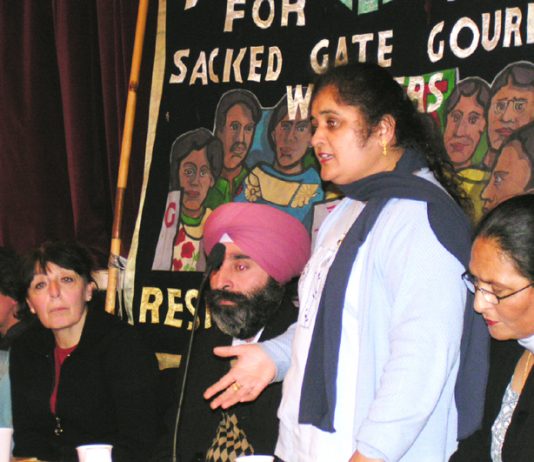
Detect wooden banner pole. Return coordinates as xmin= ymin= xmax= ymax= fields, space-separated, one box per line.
xmin=105 ymin=0 xmax=150 ymax=314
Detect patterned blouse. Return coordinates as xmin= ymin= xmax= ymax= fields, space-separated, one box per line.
xmin=491 ymin=379 xmax=520 ymax=462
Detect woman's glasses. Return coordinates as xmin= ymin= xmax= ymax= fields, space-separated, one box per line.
xmin=462 ymin=271 xmax=534 ymax=305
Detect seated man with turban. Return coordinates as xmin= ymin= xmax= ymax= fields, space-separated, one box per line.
xmin=152 ymin=202 xmax=311 ymax=462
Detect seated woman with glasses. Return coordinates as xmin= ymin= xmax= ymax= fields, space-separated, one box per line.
xmin=451 ymin=193 xmax=534 ymax=462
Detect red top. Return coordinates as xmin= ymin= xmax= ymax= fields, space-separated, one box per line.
xmin=50 ymin=344 xmax=78 ymax=414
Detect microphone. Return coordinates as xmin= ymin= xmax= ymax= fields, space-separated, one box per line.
xmin=172 ymin=243 xmax=226 ymax=462
xmin=199 ymin=242 xmax=226 ymax=293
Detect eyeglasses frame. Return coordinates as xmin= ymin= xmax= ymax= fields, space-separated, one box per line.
xmin=462 ymin=271 xmax=534 ymax=305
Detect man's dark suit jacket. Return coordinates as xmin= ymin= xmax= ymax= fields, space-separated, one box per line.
xmin=153 ymin=295 xmax=297 ymax=462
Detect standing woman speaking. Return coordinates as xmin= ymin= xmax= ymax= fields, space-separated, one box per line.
xmin=205 ymin=62 xmax=488 ymax=462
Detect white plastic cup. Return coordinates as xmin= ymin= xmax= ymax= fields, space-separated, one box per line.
xmin=235 ymin=456 xmax=274 ymax=462
xmin=0 ymin=428 xmax=13 ymax=462
xmin=76 ymin=444 xmax=113 ymax=462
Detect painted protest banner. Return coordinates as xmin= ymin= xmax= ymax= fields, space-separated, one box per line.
xmin=126 ymin=0 xmax=534 ymax=368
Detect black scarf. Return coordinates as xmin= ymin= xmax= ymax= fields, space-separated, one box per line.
xmin=298 ymin=148 xmax=489 ymax=439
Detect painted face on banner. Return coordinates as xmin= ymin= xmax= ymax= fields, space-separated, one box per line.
xmin=218 ymin=103 xmax=256 ymax=172
xmin=488 ymin=80 xmax=534 ymax=151
xmin=481 ymin=140 xmax=533 ymax=213
xmin=444 ymin=94 xmax=486 ymax=168
xmin=272 ymin=109 xmax=312 ymax=175
xmin=178 ymin=147 xmax=214 ymax=217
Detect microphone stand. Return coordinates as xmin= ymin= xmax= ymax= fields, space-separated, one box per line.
xmin=172 ymin=243 xmax=225 ymax=462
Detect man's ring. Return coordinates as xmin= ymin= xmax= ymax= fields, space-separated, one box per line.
xmin=232 ymin=382 xmax=241 ymax=392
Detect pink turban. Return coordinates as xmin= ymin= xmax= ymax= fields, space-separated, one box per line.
xmin=203 ymin=203 xmax=311 ymax=284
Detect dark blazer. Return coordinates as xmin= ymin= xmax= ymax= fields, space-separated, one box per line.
xmin=10 ymin=307 xmax=160 ymax=462
xmin=450 ymin=339 xmax=534 ymax=461
xmin=153 ymin=295 xmax=297 ymax=462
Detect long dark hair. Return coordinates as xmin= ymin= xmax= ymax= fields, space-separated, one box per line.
xmin=168 ymin=128 xmax=223 ymax=191
xmin=311 ymin=62 xmax=470 ymax=211
xmin=474 ymin=194 xmax=534 ymax=280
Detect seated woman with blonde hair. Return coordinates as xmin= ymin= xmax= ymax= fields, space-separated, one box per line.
xmin=451 ymin=194 xmax=534 ymax=461
xmin=10 ymin=241 xmax=159 ymax=462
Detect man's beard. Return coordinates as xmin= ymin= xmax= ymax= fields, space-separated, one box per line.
xmin=205 ymin=278 xmax=285 ymax=339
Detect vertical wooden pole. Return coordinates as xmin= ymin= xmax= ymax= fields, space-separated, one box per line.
xmin=105 ymin=0 xmax=150 ymax=314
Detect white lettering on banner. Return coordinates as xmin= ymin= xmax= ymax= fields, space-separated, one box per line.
xmin=189 ymin=52 xmax=209 ymax=85
xmin=428 ymin=4 xmax=534 ymax=63
xmin=224 ymin=0 xmax=306 ymax=32
xmin=394 ymin=73 xmax=446 ymax=114
xmin=225 ymin=0 xmax=246 ymax=32
xmin=223 ymin=48 xmax=247 ymax=83
xmin=352 ymin=33 xmax=374 ymax=62
xmin=450 ymin=17 xmax=480 ymax=59
xmin=427 ymin=73 xmax=445 ymax=113
xmin=428 ymin=21 xmax=445 ymax=62
xmin=286 ymin=85 xmax=313 ymax=120
xmin=208 ymin=49 xmax=220 ymax=83
xmin=335 ymin=37 xmax=349 ymax=67
xmin=310 ymin=30 xmax=394 ymax=74
xmin=249 ymin=46 xmax=265 ymax=81
xmin=252 ymin=0 xmax=275 ymax=29
xmin=169 ymin=50 xmax=190 ymax=84
xmin=378 ymin=29 xmax=394 ymax=66
xmin=169 ymin=46 xmax=282 ymax=85
xmin=310 ymin=39 xmax=329 ymax=73
xmin=406 ymin=76 xmax=426 ymax=112
xmin=503 ymin=7 xmax=523 ymax=47
xmin=481 ymin=10 xmax=501 ymax=51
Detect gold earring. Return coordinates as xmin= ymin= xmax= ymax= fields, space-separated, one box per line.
xmin=382 ymin=138 xmax=388 ymax=157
